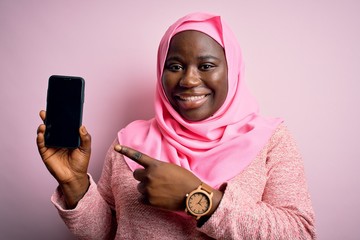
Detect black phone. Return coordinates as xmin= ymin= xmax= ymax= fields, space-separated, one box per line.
xmin=44 ymin=75 xmax=85 ymax=148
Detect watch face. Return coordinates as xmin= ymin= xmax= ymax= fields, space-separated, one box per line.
xmin=188 ymin=192 xmax=210 ymax=215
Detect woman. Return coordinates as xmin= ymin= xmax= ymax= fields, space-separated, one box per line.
xmin=36 ymin=12 xmax=316 ymax=239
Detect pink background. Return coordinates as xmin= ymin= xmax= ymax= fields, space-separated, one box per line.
xmin=1 ymin=1 xmax=359 ymax=239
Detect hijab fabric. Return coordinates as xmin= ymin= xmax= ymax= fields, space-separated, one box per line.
xmin=118 ymin=12 xmax=283 ymax=188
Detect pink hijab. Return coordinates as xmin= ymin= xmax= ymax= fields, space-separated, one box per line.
xmin=118 ymin=12 xmax=283 ymax=188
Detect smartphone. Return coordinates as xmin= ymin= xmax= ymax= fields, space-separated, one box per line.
xmin=44 ymin=75 xmax=85 ymax=148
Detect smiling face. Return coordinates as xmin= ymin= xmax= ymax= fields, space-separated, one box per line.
xmin=162 ymin=30 xmax=228 ymax=122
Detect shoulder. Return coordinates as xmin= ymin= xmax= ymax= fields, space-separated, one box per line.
xmin=264 ymin=122 xmax=304 ymax=168
xmin=263 ymin=122 xmax=303 ymax=165
xmin=271 ymin=122 xmax=292 ymax=138
xmin=268 ymin=122 xmax=298 ymax=148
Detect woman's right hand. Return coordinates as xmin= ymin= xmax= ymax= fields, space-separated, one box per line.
xmin=36 ymin=110 xmax=92 ymax=208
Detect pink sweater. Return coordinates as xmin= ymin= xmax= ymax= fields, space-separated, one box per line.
xmin=52 ymin=124 xmax=316 ymax=239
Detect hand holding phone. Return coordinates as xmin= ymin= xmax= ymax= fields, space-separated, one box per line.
xmin=36 ymin=75 xmax=90 ymax=208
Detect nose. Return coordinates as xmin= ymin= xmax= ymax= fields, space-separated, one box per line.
xmin=179 ymin=67 xmax=201 ymax=88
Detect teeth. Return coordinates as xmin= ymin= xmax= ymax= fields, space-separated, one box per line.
xmin=179 ymin=95 xmax=206 ymax=101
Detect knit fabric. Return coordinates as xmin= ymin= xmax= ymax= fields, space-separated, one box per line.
xmin=51 ymin=123 xmax=316 ymax=239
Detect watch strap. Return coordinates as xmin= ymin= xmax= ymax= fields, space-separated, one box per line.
xmin=200 ymin=182 xmax=213 ymax=197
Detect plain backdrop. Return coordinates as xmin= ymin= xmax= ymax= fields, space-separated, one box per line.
xmin=1 ymin=1 xmax=359 ymax=239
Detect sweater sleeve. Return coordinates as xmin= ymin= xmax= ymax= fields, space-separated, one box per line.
xmin=51 ymin=142 xmax=118 ymax=240
xmin=199 ymin=124 xmax=316 ymax=239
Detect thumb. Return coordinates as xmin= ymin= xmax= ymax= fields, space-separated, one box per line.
xmin=79 ymin=126 xmax=91 ymax=153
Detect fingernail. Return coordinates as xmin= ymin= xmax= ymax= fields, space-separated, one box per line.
xmin=114 ymin=145 xmax=122 ymax=152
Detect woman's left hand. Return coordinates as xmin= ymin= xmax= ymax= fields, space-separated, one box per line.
xmin=114 ymin=144 xmax=201 ymax=211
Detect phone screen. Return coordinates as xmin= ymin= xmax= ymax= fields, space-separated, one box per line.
xmin=45 ymin=75 xmax=85 ymax=148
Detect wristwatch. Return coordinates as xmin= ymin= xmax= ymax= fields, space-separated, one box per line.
xmin=185 ymin=182 xmax=213 ymax=220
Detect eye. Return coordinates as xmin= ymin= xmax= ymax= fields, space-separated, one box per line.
xmin=166 ymin=63 xmax=184 ymax=72
xmin=199 ymin=63 xmax=215 ymax=71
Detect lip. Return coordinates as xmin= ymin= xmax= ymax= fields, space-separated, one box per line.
xmin=174 ymin=93 xmax=210 ymax=110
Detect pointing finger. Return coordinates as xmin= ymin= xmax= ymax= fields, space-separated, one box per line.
xmin=114 ymin=145 xmax=152 ymax=168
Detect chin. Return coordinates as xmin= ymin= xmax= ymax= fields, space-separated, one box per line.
xmin=180 ymin=111 xmax=210 ymax=122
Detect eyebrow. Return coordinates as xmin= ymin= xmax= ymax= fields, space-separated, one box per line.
xmin=165 ymin=56 xmax=182 ymax=62
xmin=197 ymin=55 xmax=221 ymax=61
xmin=165 ymin=55 xmax=221 ymax=62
